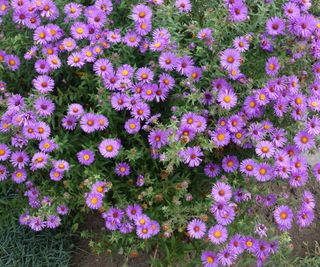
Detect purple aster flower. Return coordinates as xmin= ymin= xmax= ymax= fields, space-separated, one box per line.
xmin=53 ymin=160 xmax=69 ymax=172
xmin=220 ymin=49 xmax=241 ymax=71
xmin=19 ymin=213 xmax=31 ymax=226
xmin=255 ymin=141 xmax=275 ymax=159
xmin=159 ymin=52 xmax=177 ymax=71
xmin=294 ymin=130 xmax=315 ymax=151
xmin=32 ymin=75 xmax=55 ymax=94
xmin=131 ymin=102 xmax=151 ymax=121
xmin=217 ymin=246 xmax=237 ymax=266
xmin=131 ymin=4 xmax=152 ymax=22
xmin=115 ymin=162 xmax=130 ymax=177
xmin=57 ymin=204 xmax=69 ymax=215
xmin=201 ymin=251 xmax=218 ymax=267
xmin=210 ymin=128 xmax=231 ymax=147
xmin=0 ymin=165 xmax=8 ymax=181
xmin=266 ymin=57 xmax=280 ymax=77
xmin=211 ymin=182 xmax=232 ymax=202
xmin=218 ymin=89 xmax=238 ymax=110
xmin=99 ymin=138 xmax=121 ymax=158
xmin=208 ymin=225 xmax=228 ymax=245
xmin=67 ymin=52 xmax=85 ymax=68
xmin=273 ymin=205 xmax=293 ymax=231
xmin=111 ymin=92 xmax=129 ymax=111
xmin=30 ymin=152 xmax=48 ymax=171
xmin=240 ymin=159 xmax=256 ymax=176
xmin=124 ymin=118 xmax=141 ymax=134
xmin=296 ymin=207 xmax=314 ymax=228
xmin=29 ymin=217 xmax=46 ymax=231
xmin=70 ymin=22 xmax=88 ymax=40
xmin=136 ymin=224 xmax=153 ymax=239
xmin=136 ymin=174 xmax=145 ymax=186
xmin=221 ymin=155 xmax=239 ymax=173
xmin=80 ymin=113 xmax=98 ymax=133
xmin=302 ymin=191 xmax=315 ymax=210
xmin=306 ymin=116 xmax=320 ymax=136
xmin=0 ymin=144 xmax=10 ymax=161
xmin=204 ymin=162 xmax=221 ymax=178
xmin=228 ymin=234 xmax=245 ymax=255
xmin=283 ymin=2 xmax=300 ymax=18
xmin=175 ymin=0 xmax=192 ymax=13
xmin=46 ymin=215 xmax=61 ymax=229
xmin=263 ymin=194 xmax=277 ymax=207
xmin=92 ymin=181 xmax=108 ymax=195
xmin=233 ymin=36 xmax=250 ymax=52
xmin=176 ymin=56 xmax=194 ymax=75
xmin=12 ymin=168 xmax=27 ymax=184
xmin=77 ymin=149 xmax=95 ymax=165
xmin=134 ymin=214 xmax=151 ymax=227
xmin=266 ymin=17 xmax=286 ymax=36
xmin=34 ymin=97 xmax=55 ymax=117
xmin=254 ymin=162 xmax=273 ymax=182
xmin=5 ymin=54 xmax=20 ymax=71
xmin=86 ymin=192 xmax=103 ymax=209
xmin=35 ymin=59 xmax=50 ymax=74
xmin=62 ymin=115 xmax=77 ymax=131
xmin=126 ymin=204 xmax=143 ymax=220
xmin=67 ymin=103 xmax=84 ymax=118
xmin=123 ymin=30 xmax=141 ymax=47
xmin=187 ymin=218 xmax=206 ymax=239
xmin=10 ymin=150 xmax=29 ymax=169
xmin=148 ymin=129 xmax=170 ymax=149
xmin=179 ymin=146 xmax=203 ymax=168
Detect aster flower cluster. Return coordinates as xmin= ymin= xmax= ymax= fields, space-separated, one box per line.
xmin=0 ymin=0 xmax=320 ymax=266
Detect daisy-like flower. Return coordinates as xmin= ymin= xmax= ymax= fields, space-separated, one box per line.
xmin=131 ymin=4 xmax=152 ymax=22
xmin=159 ymin=52 xmax=177 ymax=71
xmin=46 ymin=215 xmax=61 ymax=229
xmin=312 ymin=163 xmax=320 ymax=181
xmin=266 ymin=57 xmax=280 ymax=77
xmin=77 ymin=150 xmax=95 ymax=166
xmin=53 ymin=160 xmax=69 ymax=172
xmin=126 ymin=204 xmax=143 ymax=220
xmin=179 ymin=146 xmax=203 ymax=168
xmin=0 ymin=165 xmax=8 ymax=181
xmin=296 ymin=207 xmax=314 ymax=228
xmin=240 ymin=159 xmax=256 ymax=176
xmin=5 ymin=54 xmax=20 ymax=71
xmin=30 ymin=152 xmax=48 ymax=171
xmin=201 ymin=251 xmax=218 ymax=267
xmin=124 ymin=118 xmax=141 ymax=134
xmin=233 ymin=36 xmax=250 ymax=52
xmin=62 ymin=115 xmax=77 ymax=130
xmin=86 ymin=192 xmax=103 ymax=209
xmin=34 ymin=97 xmax=55 ymax=117
xmin=0 ymin=144 xmax=10 ymax=161
xmin=204 ymin=162 xmax=221 ymax=178
xmin=273 ymin=205 xmax=293 ymax=231
xmin=254 ymin=162 xmax=273 ymax=182
xmin=294 ymin=130 xmax=315 ymax=151
xmin=221 ymin=155 xmax=239 ymax=173
xmin=115 ymin=162 xmax=130 ymax=177
xmin=302 ymin=191 xmax=316 ymax=210
xmin=175 ymin=0 xmax=192 ymax=13
xmin=210 ymin=128 xmax=231 ymax=147
xmin=98 ymin=138 xmax=121 ymax=158
xmin=217 ymin=246 xmax=237 ymax=266
xmin=29 ymin=217 xmax=46 ymax=231
xmin=123 ymin=30 xmax=141 ymax=47
xmin=208 ymin=225 xmax=228 ymax=245
xmin=131 ymin=102 xmax=151 ymax=121
xmin=148 ymin=129 xmax=170 ymax=149
xmin=80 ymin=113 xmax=98 ymax=133
xmin=211 ymin=182 xmax=232 ymax=202
xmin=12 ymin=168 xmax=27 ymax=184
xmin=57 ymin=204 xmax=69 ymax=215
xmin=229 ymin=3 xmax=248 ymax=22
xmin=218 ymin=89 xmax=238 ymax=110
xmin=67 ymin=52 xmax=85 ymax=68
xmin=255 ymin=141 xmax=275 ymax=159
xmin=187 ymin=218 xmax=206 ymax=239
xmin=266 ymin=17 xmax=285 ymax=36
xmin=136 ymin=224 xmax=153 ymax=239
xmin=33 ymin=75 xmax=55 ymax=93
xmin=70 ymin=22 xmax=88 ymax=40
xmin=10 ymin=151 xmax=29 ymax=169
xmin=220 ymin=49 xmax=241 ymax=71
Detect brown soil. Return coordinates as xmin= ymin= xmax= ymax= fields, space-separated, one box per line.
xmin=70 ymin=212 xmax=150 ymax=267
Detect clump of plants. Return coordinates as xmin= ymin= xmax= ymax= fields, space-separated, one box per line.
xmin=0 ymin=0 xmax=319 ymax=266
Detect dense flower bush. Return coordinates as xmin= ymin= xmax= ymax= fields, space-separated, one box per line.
xmin=0 ymin=0 xmax=320 ymax=265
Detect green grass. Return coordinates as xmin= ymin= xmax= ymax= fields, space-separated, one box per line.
xmin=0 ymin=222 xmax=74 ymax=267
